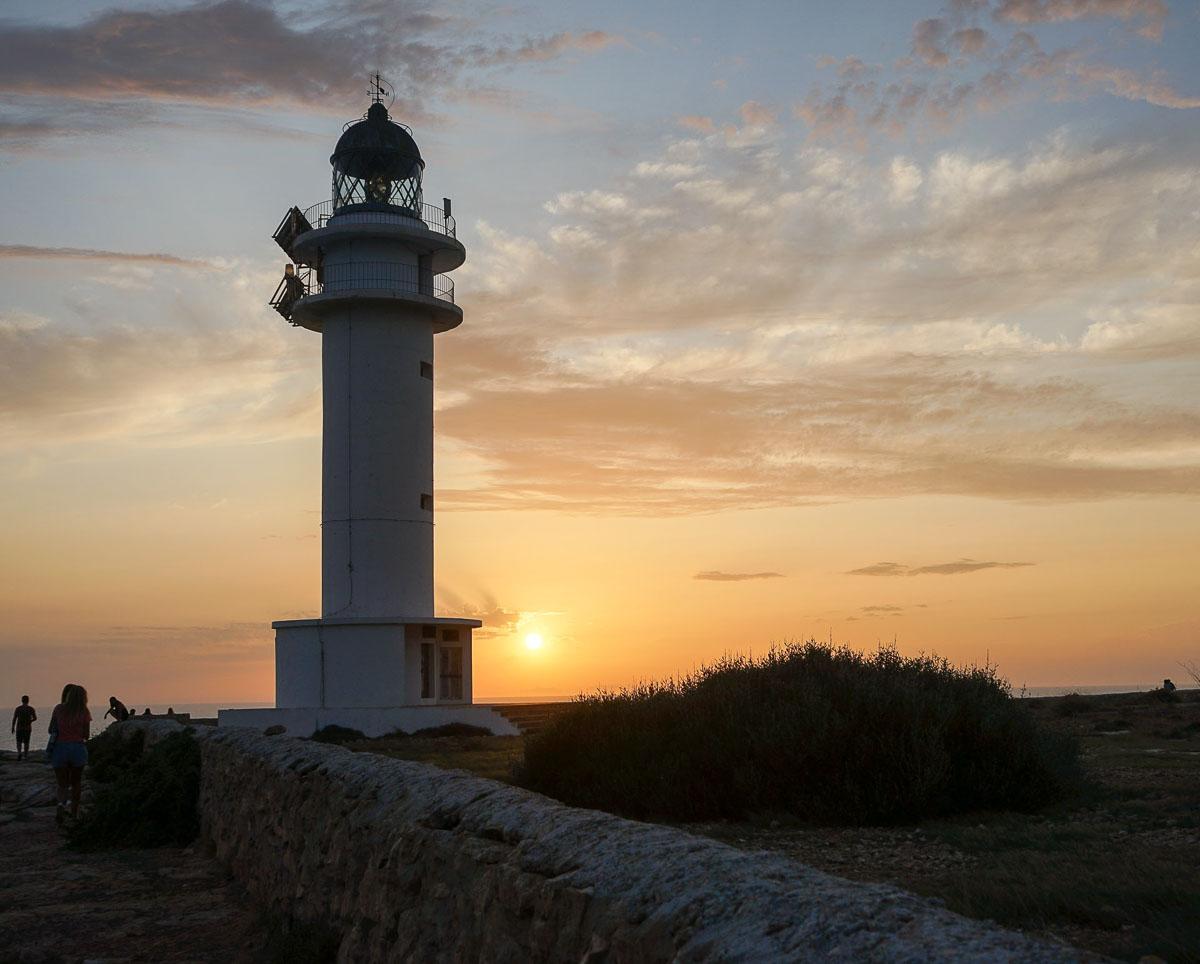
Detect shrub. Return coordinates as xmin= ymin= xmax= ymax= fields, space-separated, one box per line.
xmin=70 ymin=730 xmax=201 ymax=849
xmin=310 ymin=724 xmax=366 ymax=744
xmin=85 ymin=725 xmax=147 ymax=783
xmin=1054 ymin=692 xmax=1090 ymax=717
xmin=410 ymin=723 xmax=493 ymax=739
xmin=520 ymin=642 xmax=1079 ymax=824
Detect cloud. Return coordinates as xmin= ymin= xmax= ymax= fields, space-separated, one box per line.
xmin=911 ymin=559 xmax=1035 ymax=575
xmin=913 ymin=18 xmax=952 ymax=67
xmin=694 ymin=571 xmax=785 ymax=582
xmin=798 ymin=2 xmax=1193 ymax=144
xmin=0 ymin=306 xmax=318 ymax=451
xmin=1069 ymin=63 xmax=1200 ymax=109
xmin=846 ymin=563 xmax=909 ymax=577
xmin=678 ymin=115 xmax=717 ymax=133
xmin=847 ymin=560 xmax=1035 ymax=576
xmin=469 ymin=30 xmax=625 ymax=66
xmin=0 ymin=244 xmax=211 ymax=268
xmin=0 ymin=0 xmax=622 ymax=144
xmin=4 ymin=125 xmax=1195 ymax=512
xmin=434 ymin=587 xmax=550 ymax=640
xmin=992 ymin=0 xmax=1168 ymax=40
xmin=738 ymin=101 xmax=776 ymax=127
xmin=952 ymin=27 xmax=990 ymax=56
xmin=861 ymin=605 xmax=905 ymax=613
xmin=425 ymin=128 xmax=1200 ymax=513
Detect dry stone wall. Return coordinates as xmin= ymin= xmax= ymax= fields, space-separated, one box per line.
xmin=130 ymin=721 xmax=1098 ymax=962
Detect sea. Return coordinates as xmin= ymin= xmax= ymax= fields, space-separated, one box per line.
xmin=0 ymin=685 xmax=1163 ymax=754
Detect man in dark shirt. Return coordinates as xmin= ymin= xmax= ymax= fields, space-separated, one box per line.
xmin=11 ymin=696 xmax=36 ymax=761
xmin=104 ymin=696 xmax=130 ymax=723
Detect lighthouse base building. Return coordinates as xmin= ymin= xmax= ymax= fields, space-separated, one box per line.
xmin=219 ymin=89 xmax=517 ymax=738
xmin=224 ymin=614 xmax=520 ymax=738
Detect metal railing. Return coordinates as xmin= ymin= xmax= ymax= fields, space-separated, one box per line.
xmin=270 ymin=261 xmax=455 ymax=322
xmin=320 ymin=261 xmax=454 ymax=302
xmin=301 ymin=199 xmax=456 ymax=239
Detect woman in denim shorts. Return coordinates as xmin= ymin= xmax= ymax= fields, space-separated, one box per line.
xmin=49 ymin=684 xmax=91 ymax=823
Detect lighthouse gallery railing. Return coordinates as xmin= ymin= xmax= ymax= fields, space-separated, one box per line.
xmin=271 ymin=262 xmax=455 ymax=322
xmin=301 ymin=199 xmax=456 ymax=239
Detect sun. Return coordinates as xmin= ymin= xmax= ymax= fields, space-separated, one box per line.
xmin=524 ymin=632 xmax=544 ymax=650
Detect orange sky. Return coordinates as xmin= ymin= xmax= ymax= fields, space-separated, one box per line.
xmin=1 ymin=0 xmax=1198 ymax=705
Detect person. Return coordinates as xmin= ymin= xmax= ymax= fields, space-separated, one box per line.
xmin=104 ymin=696 xmax=130 ymax=723
xmin=49 ymin=684 xmax=91 ymax=824
xmin=141 ymin=708 xmax=151 ymax=716
xmin=1163 ymin=678 xmax=1177 ymax=692
xmin=11 ymin=695 xmax=36 ymax=761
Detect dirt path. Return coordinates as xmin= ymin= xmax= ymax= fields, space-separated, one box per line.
xmin=0 ymin=753 xmax=269 ymax=964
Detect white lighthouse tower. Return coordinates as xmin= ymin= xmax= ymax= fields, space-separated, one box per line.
xmin=221 ymin=80 xmax=515 ymax=737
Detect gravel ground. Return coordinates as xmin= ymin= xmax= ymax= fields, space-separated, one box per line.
xmin=0 ymin=752 xmax=269 ymax=964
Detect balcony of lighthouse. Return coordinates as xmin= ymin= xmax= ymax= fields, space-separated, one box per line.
xmin=271 ymin=199 xmax=463 ymax=272
xmin=271 ymin=259 xmax=459 ymax=332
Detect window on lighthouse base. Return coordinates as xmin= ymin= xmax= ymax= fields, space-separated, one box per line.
xmin=439 ymin=647 xmax=463 ymax=701
xmin=420 ymin=643 xmax=435 ymax=700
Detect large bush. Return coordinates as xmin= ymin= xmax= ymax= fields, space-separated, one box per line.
xmin=70 ymin=729 xmax=202 ymax=849
xmin=520 ymin=642 xmax=1078 ymax=823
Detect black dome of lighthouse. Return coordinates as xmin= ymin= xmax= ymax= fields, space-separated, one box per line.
xmin=331 ymin=102 xmax=424 ymax=181
xmin=330 ymin=102 xmax=425 ymax=211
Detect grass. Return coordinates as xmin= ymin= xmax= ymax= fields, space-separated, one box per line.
xmin=344 ymin=731 xmax=523 ymax=783
xmin=690 ymin=688 xmax=1200 ymax=962
xmin=518 ymin=641 xmax=1078 ymax=823
xmin=70 ymin=728 xmax=202 ymax=850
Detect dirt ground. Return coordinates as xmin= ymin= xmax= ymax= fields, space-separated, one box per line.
xmin=0 ymin=753 xmax=269 ymax=964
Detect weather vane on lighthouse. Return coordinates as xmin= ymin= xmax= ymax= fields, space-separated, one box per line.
xmin=225 ymin=76 xmax=509 ymax=737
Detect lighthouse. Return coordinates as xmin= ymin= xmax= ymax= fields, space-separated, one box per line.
xmin=220 ymin=80 xmax=515 ymax=737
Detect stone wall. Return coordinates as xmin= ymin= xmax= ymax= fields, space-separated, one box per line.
xmin=131 ymin=721 xmax=1097 ymax=962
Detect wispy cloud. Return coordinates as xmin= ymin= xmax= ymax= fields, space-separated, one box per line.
xmin=0 ymin=245 xmax=210 ymax=268
xmin=796 ymin=0 xmax=1193 ymax=144
xmin=990 ymin=0 xmax=1168 ymax=40
xmin=0 ymin=308 xmax=318 ymax=451
xmin=0 ymin=0 xmax=623 ymax=145
xmin=467 ymin=30 xmax=625 ymax=66
xmin=847 ymin=560 xmax=1035 ymax=576
xmin=694 ymin=571 xmax=785 ymax=581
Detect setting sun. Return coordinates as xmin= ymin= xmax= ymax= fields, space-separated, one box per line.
xmin=524 ymin=633 xmax=544 ymax=651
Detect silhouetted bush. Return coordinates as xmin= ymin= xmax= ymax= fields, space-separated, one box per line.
xmin=1054 ymin=692 xmax=1091 ymax=717
xmin=311 ymin=724 xmax=367 ymax=744
xmin=85 ymin=725 xmax=147 ymax=783
xmin=520 ymin=642 xmax=1079 ymax=824
xmin=70 ymin=730 xmax=201 ymax=849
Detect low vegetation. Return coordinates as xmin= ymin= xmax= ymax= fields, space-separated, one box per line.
xmin=345 ymin=728 xmax=521 ymax=783
xmin=70 ymin=728 xmax=201 ymax=850
xmin=520 ymin=641 xmax=1079 ymax=823
xmin=310 ymin=724 xmax=368 ymax=744
xmin=344 ymin=675 xmax=1197 ymax=961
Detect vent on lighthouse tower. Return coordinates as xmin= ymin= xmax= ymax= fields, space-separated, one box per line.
xmin=330 ymin=75 xmax=424 ymax=214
